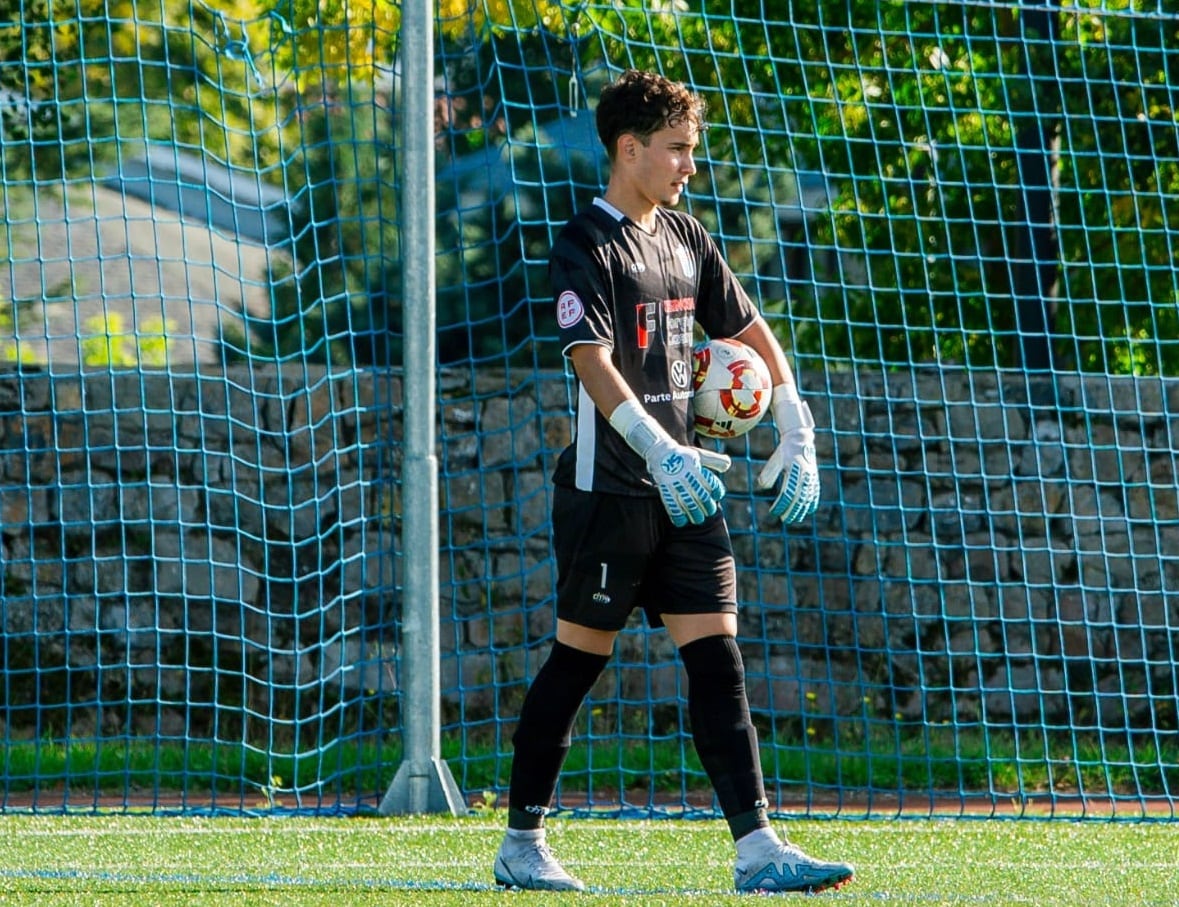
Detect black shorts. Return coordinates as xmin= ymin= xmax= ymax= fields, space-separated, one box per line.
xmin=551 ymin=484 xmax=738 ymax=631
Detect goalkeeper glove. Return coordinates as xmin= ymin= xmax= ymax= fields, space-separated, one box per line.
xmin=756 ymin=385 xmax=820 ymax=524
xmin=609 ymin=399 xmax=731 ymax=527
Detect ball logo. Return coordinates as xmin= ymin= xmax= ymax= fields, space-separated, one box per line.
xmin=690 ymin=338 xmax=773 ymax=440
xmin=556 ymin=290 xmax=585 ymax=328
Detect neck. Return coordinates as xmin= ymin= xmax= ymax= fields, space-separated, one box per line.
xmin=603 ymin=181 xmax=658 ymax=232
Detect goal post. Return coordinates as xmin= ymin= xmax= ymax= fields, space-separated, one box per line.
xmin=379 ymin=0 xmax=463 ymax=817
xmin=3 ymin=0 xmax=1178 ymax=822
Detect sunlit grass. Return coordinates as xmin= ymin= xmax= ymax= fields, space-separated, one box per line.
xmin=0 ymin=814 xmax=1177 ymax=906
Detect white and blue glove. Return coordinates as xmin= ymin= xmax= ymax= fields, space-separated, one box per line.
xmin=756 ymin=385 xmax=820 ymax=524
xmin=609 ymin=399 xmax=731 ymax=527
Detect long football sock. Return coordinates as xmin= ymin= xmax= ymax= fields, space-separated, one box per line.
xmin=679 ymin=634 xmax=770 ymax=841
xmin=507 ymin=641 xmax=609 ymax=830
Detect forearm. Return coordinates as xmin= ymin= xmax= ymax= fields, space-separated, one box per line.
xmin=732 ymin=316 xmax=800 ymax=401
xmin=567 ymin=343 xmax=634 ymax=418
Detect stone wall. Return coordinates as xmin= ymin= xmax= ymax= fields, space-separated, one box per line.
xmin=0 ymin=366 xmax=399 ymax=742
xmin=437 ymin=367 xmax=1179 ymax=736
xmin=2 ymin=366 xmax=1177 ymax=743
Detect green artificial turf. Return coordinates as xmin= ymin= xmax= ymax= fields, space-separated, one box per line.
xmin=1 ymin=814 xmax=1177 ymax=906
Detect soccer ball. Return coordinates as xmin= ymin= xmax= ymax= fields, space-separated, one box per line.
xmin=690 ymin=338 xmax=773 ymax=439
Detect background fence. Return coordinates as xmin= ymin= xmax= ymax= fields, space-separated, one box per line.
xmin=1 ymin=0 xmax=1178 ymax=819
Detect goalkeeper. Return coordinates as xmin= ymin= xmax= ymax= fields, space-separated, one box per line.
xmin=492 ymin=69 xmax=853 ymax=895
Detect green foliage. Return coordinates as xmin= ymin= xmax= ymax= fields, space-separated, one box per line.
xmin=0 ymin=303 xmax=40 ymax=369
xmin=570 ymin=0 xmax=1179 ymax=374
xmin=227 ymin=86 xmax=399 ymax=366
xmin=3 ymin=0 xmax=1178 ymax=372
xmin=0 ymin=0 xmax=111 ymax=180
xmin=0 ymin=302 xmax=172 ymax=371
xmin=432 ymin=28 xmax=610 ymax=366
xmin=78 ymin=312 xmax=173 ymax=370
xmin=6 ymin=725 xmax=1177 ymax=800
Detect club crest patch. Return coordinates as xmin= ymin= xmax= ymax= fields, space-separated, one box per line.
xmin=557 ymin=290 xmax=585 ymax=328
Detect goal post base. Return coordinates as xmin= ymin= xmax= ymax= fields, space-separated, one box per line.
xmin=379 ymin=757 xmax=466 ymax=816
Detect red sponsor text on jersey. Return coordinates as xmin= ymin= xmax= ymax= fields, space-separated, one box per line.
xmin=635 ymin=297 xmax=695 ymax=349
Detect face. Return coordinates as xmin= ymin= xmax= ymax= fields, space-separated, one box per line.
xmin=623 ymin=121 xmax=699 ymax=209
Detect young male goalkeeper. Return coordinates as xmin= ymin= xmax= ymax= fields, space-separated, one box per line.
xmin=492 ymin=69 xmax=854 ymax=895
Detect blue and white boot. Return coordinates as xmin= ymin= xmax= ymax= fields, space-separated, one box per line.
xmin=734 ymin=828 xmax=853 ymax=894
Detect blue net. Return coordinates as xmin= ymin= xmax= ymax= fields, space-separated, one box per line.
xmin=1 ymin=0 xmax=1177 ymax=819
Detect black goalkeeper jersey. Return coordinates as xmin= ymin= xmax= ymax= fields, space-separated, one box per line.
xmin=551 ymin=198 xmax=759 ymax=496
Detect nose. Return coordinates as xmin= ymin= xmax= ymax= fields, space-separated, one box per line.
xmin=682 ymin=156 xmax=696 ymax=176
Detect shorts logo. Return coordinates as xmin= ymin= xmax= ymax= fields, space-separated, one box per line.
xmin=557 ymin=290 xmax=585 ymax=328
xmin=592 ymin=591 xmax=612 ymax=605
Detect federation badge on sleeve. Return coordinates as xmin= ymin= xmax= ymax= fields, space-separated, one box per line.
xmin=557 ymin=290 xmax=585 ymax=328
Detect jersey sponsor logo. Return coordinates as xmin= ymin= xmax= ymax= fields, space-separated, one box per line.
xmin=636 ymin=302 xmax=658 ymax=349
xmin=557 ymin=290 xmax=585 ymax=328
xmin=635 ymin=297 xmax=696 ymax=349
xmin=670 ymin=359 xmax=691 ymax=389
xmin=643 ymin=390 xmax=692 ymax=403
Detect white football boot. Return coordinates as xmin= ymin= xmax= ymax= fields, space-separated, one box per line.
xmin=734 ymin=829 xmax=854 ymax=894
xmin=493 ymin=830 xmax=586 ymax=892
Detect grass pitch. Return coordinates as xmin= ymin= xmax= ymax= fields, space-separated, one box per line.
xmin=0 ymin=814 xmax=1176 ymax=906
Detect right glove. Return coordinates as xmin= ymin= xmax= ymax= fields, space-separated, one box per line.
xmin=609 ymin=399 xmax=731 ymax=528
xmin=756 ymin=386 xmax=820 ymax=524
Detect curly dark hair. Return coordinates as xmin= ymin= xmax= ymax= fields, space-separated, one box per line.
xmin=596 ymin=70 xmax=708 ymax=161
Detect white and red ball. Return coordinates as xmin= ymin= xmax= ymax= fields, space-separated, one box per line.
xmin=690 ymin=338 xmax=773 ymax=439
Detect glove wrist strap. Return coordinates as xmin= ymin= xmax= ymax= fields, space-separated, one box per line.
xmin=608 ymin=399 xmax=669 ymax=459
xmin=774 ymin=395 xmax=815 ymax=434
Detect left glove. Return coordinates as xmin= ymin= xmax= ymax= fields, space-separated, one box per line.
xmin=609 ymin=399 xmax=731 ymax=528
xmin=756 ymin=385 xmax=820 ymax=524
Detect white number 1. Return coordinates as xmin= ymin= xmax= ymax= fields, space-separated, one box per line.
xmin=599 ymin=562 xmax=608 ymax=588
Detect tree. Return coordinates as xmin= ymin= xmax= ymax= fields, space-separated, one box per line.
xmin=556 ymin=0 xmax=1179 ymax=375
xmin=229 ymin=85 xmax=400 ymax=366
xmin=0 ymin=0 xmax=110 ymax=180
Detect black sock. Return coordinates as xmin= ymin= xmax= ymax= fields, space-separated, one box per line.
xmin=679 ymin=634 xmax=770 ymax=841
xmin=507 ymin=641 xmax=610 ymax=830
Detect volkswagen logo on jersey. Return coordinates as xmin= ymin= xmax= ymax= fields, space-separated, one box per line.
xmin=671 ymin=359 xmax=691 ymax=389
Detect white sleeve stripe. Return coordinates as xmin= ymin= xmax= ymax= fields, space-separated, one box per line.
xmin=561 ymin=338 xmax=612 ymax=358
xmin=574 ymin=382 xmax=597 ymax=491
